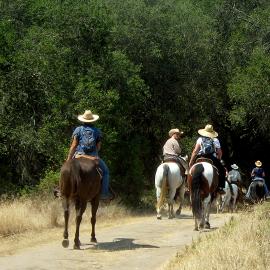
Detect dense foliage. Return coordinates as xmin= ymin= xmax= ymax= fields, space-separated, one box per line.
xmin=0 ymin=0 xmax=269 ymax=202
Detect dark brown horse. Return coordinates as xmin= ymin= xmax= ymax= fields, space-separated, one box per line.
xmin=188 ymin=160 xmax=219 ymax=231
xmin=60 ymin=157 xmax=101 ymax=249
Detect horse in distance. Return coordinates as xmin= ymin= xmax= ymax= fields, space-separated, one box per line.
xmin=246 ymin=180 xmax=266 ymax=204
xmin=60 ymin=157 xmax=102 ymax=249
xmin=188 ymin=161 xmax=219 ymax=231
xmin=155 ymin=162 xmax=186 ymax=219
xmin=220 ymin=181 xmax=238 ymax=213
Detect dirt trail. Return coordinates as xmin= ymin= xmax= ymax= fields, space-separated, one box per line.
xmin=0 ymin=210 xmax=232 ymax=270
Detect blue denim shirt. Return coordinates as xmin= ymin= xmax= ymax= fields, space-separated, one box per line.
xmin=252 ymin=167 xmax=265 ymax=179
xmin=72 ymin=124 xmax=102 ymax=157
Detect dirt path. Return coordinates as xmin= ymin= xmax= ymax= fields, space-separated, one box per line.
xmin=0 ymin=210 xmax=232 ymax=270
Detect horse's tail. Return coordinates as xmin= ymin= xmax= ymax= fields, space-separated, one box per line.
xmin=191 ymin=163 xmax=204 ymax=219
xmin=156 ymin=164 xmax=169 ymax=209
xmin=70 ymin=160 xmax=81 ymax=198
xmin=254 ymin=181 xmax=265 ymax=201
xmin=60 ymin=160 xmax=81 ymax=199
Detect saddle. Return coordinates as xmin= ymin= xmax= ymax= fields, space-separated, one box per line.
xmin=163 ymin=158 xmax=186 ymax=177
xmin=195 ymin=157 xmax=213 ymax=165
xmin=253 ymin=177 xmax=264 ymax=182
xmin=75 ymin=154 xmax=103 ymax=178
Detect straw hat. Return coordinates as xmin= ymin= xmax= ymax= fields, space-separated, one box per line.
xmin=77 ymin=110 xmax=99 ymax=123
xmin=231 ymin=164 xmax=239 ymax=170
xmin=169 ymin=128 xmax=183 ymax=137
xmin=198 ymin=124 xmax=218 ymax=138
xmin=255 ymin=160 xmax=262 ymax=167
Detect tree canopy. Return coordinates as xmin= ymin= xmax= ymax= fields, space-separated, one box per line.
xmin=0 ymin=0 xmax=269 ymax=201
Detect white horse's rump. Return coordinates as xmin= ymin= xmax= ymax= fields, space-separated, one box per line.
xmin=220 ymin=182 xmax=238 ymax=213
xmin=155 ymin=162 xmax=185 ymax=219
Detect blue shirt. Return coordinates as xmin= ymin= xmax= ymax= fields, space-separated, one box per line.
xmin=72 ymin=124 xmax=102 ymax=156
xmin=252 ymin=167 xmax=265 ymax=179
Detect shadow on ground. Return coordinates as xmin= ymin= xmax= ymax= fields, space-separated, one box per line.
xmin=80 ymin=238 xmax=159 ymax=251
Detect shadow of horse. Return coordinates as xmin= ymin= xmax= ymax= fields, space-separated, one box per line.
xmin=79 ymin=238 xmax=159 ymax=251
xmin=174 ymin=213 xmax=193 ymax=219
xmin=60 ymin=157 xmax=102 ymax=249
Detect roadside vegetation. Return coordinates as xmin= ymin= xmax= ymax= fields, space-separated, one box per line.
xmin=0 ymin=195 xmax=136 ymax=238
xmin=165 ymin=202 xmax=270 ymax=270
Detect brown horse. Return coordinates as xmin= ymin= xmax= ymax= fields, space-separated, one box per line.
xmin=60 ymin=157 xmax=101 ymax=249
xmin=188 ymin=161 xmax=219 ymax=231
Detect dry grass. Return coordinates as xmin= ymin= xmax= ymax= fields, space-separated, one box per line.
xmin=165 ymin=202 xmax=270 ymax=270
xmin=0 ymin=195 xmax=142 ymax=255
xmin=0 ymin=196 xmax=137 ymax=237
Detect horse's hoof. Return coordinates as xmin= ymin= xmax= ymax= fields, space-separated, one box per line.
xmin=73 ymin=239 xmax=81 ymax=249
xmin=199 ymin=224 xmax=204 ymax=230
xmin=194 ymin=227 xmax=199 ymax=231
xmin=62 ymin=239 xmax=69 ymax=248
xmin=91 ymin=237 xmax=97 ymax=243
xmin=157 ymin=215 xmax=162 ymax=220
xmin=205 ymin=222 xmax=210 ymax=229
xmin=73 ymin=244 xmax=80 ymax=250
xmin=175 ymin=209 xmax=181 ymax=215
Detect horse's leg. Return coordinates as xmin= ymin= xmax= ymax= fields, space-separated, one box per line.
xmin=90 ymin=197 xmax=99 ymax=243
xmin=194 ymin=217 xmax=199 ymax=231
xmin=62 ymin=197 xmax=70 ymax=248
xmin=168 ymin=201 xmax=174 ymax=219
xmin=202 ymin=195 xmax=211 ymax=229
xmin=74 ymin=199 xmax=87 ymax=249
xmin=232 ymin=196 xmax=236 ymax=213
xmin=216 ymin=195 xmax=221 ymax=214
xmin=220 ymin=196 xmax=226 ymax=213
xmin=233 ymin=190 xmax=238 ymax=212
xmin=156 ymin=186 xmax=162 ymax=219
xmin=168 ymin=188 xmax=176 ymax=219
xmin=176 ymin=184 xmax=185 ymax=216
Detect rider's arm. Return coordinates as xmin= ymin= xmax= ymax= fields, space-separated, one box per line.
xmin=189 ymin=143 xmax=200 ymax=167
xmin=213 ymin=138 xmax=222 ymax=160
xmin=173 ymin=140 xmax=181 ymax=156
xmin=66 ymin=137 xmax=78 ymax=161
xmin=97 ymin=141 xmax=101 ymax=151
xmin=216 ymin=148 xmax=222 ymax=160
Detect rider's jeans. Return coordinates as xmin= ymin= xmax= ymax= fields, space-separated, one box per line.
xmin=99 ymin=159 xmax=110 ymax=195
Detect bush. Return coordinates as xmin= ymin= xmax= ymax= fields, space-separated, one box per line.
xmin=37 ymin=170 xmax=60 ymax=193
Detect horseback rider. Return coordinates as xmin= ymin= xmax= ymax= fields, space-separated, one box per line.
xmin=228 ymin=164 xmax=242 ymax=185
xmin=228 ymin=164 xmax=243 ymax=199
xmin=246 ymin=160 xmax=269 ymax=199
xmin=162 ymin=128 xmax=189 ymax=175
xmin=189 ymin=124 xmax=226 ymax=194
xmin=66 ymin=110 xmax=114 ymax=201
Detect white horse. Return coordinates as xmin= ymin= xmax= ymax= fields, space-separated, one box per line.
xmin=220 ymin=181 xmax=238 ymax=213
xmin=155 ymin=162 xmax=185 ymax=219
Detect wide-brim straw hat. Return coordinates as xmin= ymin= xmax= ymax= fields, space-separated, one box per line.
xmin=255 ymin=160 xmax=262 ymax=167
xmin=231 ymin=164 xmax=239 ymax=170
xmin=198 ymin=124 xmax=218 ymax=138
xmin=169 ymin=128 xmax=184 ymax=137
xmin=78 ymin=110 xmax=99 ymax=123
